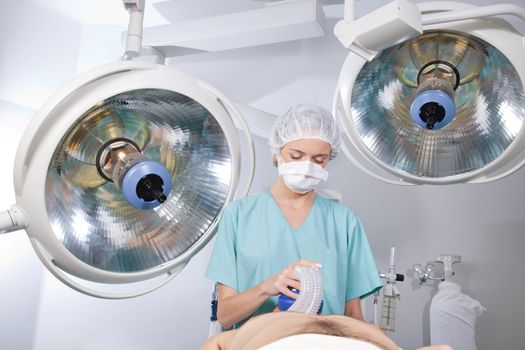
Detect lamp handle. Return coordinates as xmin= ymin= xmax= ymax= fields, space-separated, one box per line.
xmin=30 ymin=238 xmax=184 ymax=299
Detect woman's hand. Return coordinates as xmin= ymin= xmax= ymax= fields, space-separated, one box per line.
xmin=259 ymin=259 xmax=321 ymax=299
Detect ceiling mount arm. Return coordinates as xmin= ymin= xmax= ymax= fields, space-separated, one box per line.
xmin=422 ymin=3 xmax=525 ymax=26
xmin=334 ymin=0 xmax=423 ymax=61
xmin=344 ymin=0 xmax=354 ymax=22
xmin=123 ymin=0 xmax=145 ymax=59
xmin=0 ymin=206 xmax=27 ymax=234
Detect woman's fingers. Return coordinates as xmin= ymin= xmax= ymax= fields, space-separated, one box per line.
xmin=261 ymin=276 xmax=282 ymax=296
xmin=278 ymin=259 xmax=322 ymax=283
xmin=265 ymin=259 xmax=321 ymax=297
xmin=291 ymin=259 xmax=322 ymax=270
xmin=278 ymin=284 xmax=299 ymax=299
xmin=281 ymin=278 xmax=301 ymax=291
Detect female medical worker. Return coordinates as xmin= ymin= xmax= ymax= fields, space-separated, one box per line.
xmin=205 ymin=104 xmax=382 ymax=329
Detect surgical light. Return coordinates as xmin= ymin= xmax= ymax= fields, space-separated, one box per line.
xmin=334 ymin=0 xmax=525 ymax=184
xmin=0 ymin=2 xmax=255 ymax=298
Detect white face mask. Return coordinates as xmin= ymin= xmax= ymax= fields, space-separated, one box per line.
xmin=278 ymin=158 xmax=329 ymax=194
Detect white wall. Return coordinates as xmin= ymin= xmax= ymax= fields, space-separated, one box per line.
xmin=1 ymin=1 xmax=524 ymax=350
xmin=0 ymin=0 xmax=82 ymax=109
xmin=0 ymin=1 xmax=82 ymax=349
xmin=0 ymin=100 xmax=42 ymax=350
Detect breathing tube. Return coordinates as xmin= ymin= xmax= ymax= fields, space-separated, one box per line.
xmin=208 ymin=283 xmax=223 ymax=337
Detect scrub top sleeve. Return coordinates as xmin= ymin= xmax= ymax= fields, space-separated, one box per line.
xmin=205 ymin=203 xmax=239 ymax=291
xmin=345 ymin=213 xmax=383 ymax=301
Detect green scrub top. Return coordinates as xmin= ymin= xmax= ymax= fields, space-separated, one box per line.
xmin=205 ymin=190 xmax=382 ymax=326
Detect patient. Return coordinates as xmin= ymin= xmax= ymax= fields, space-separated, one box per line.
xmin=199 ymin=312 xmax=452 ymax=350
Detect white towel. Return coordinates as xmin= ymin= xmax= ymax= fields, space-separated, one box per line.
xmin=430 ymin=281 xmax=486 ymax=350
xmin=259 ymin=333 xmax=385 ymax=350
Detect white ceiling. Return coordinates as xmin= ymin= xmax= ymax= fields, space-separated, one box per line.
xmin=33 ymin=0 xmax=169 ymax=26
xmin=30 ymin=0 xmax=352 ymax=27
xmin=30 ymin=0 xmax=525 ymax=33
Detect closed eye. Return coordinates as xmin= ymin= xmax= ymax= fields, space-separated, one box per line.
xmin=313 ymin=155 xmax=328 ymax=164
xmin=288 ymin=150 xmax=304 ymax=160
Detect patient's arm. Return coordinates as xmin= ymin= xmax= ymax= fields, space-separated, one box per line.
xmin=198 ymin=334 xmax=222 ymax=350
xmin=198 ymin=331 xmax=236 ymax=350
xmin=199 ymin=312 xmax=454 ymax=350
xmin=215 ymin=312 xmax=400 ymax=350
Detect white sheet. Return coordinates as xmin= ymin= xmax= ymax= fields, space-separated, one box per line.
xmin=259 ymin=333 xmax=385 ymax=350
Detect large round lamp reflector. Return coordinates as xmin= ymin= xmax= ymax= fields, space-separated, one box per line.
xmin=46 ymin=88 xmax=231 ymax=273
xmin=348 ymin=30 xmax=525 ymax=178
xmin=7 ymin=61 xmax=252 ymax=299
